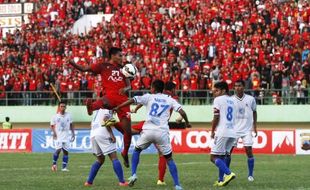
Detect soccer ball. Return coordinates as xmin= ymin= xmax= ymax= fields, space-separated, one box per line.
xmin=121 ymin=63 xmax=138 ymax=78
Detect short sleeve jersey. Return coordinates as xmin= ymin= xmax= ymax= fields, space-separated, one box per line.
xmin=50 ymin=112 xmax=73 ymax=141
xmin=90 ymin=109 xmax=113 ymax=138
xmin=233 ymin=94 xmax=256 ymax=135
xmin=213 ymin=95 xmax=237 ymax=138
xmin=133 ymin=93 xmax=182 ymax=132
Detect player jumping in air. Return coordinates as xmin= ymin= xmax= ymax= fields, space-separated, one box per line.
xmin=113 ymin=80 xmax=191 ymax=190
xmin=51 ymin=101 xmax=75 ymax=172
xmin=69 ymin=47 xmax=132 ymax=168
xmin=84 ymin=108 xmax=128 ymax=187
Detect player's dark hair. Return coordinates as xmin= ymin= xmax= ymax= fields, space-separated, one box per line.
xmin=58 ymin=101 xmax=67 ymax=106
xmin=152 ymin=79 xmax=165 ymax=93
xmin=109 ymin=47 xmax=122 ymax=58
xmin=5 ymin=117 xmax=9 ymax=122
xmin=235 ymin=79 xmax=245 ymax=86
xmin=164 ymin=81 xmax=176 ymax=91
xmin=214 ymin=81 xmax=229 ymax=94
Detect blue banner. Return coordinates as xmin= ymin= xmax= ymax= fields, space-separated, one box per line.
xmin=32 ymin=129 xmax=157 ymax=153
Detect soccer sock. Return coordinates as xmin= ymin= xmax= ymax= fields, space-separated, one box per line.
xmin=131 ymin=149 xmax=141 ymax=175
xmin=52 ymin=153 xmax=59 ymax=165
xmin=114 ymin=122 xmax=124 ymax=134
xmin=112 ymin=159 xmax=125 ymax=183
xmin=87 ymin=161 xmax=102 ymax=184
xmin=158 ymin=155 xmax=167 ymax=181
xmin=248 ymin=157 xmax=255 ymax=177
xmin=218 ymin=158 xmax=225 ymax=182
xmin=167 ymin=159 xmax=180 ymax=186
xmin=123 ymin=132 xmax=132 ymax=155
xmin=215 ymin=158 xmax=231 ymax=175
xmin=62 ymin=155 xmax=69 ymax=169
xmin=225 ymin=155 xmax=231 ymax=168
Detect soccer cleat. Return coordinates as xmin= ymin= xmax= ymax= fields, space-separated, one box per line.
xmin=222 ymin=172 xmax=236 ymax=186
xmin=102 ymin=118 xmax=117 ymax=127
xmin=157 ymin=180 xmax=166 ymax=185
xmin=121 ymin=152 xmax=130 ymax=168
xmin=61 ymin=168 xmax=69 ymax=172
xmin=175 ymin=185 xmax=183 ymax=190
xmin=248 ymin=176 xmax=254 ymax=182
xmin=84 ymin=182 xmax=92 ymax=187
xmin=213 ymin=181 xmax=225 ymax=187
xmin=119 ymin=182 xmax=129 ymax=186
xmin=51 ymin=164 xmax=57 ymax=172
xmin=128 ymin=174 xmax=137 ymax=187
xmin=85 ymin=98 xmax=93 ymax=115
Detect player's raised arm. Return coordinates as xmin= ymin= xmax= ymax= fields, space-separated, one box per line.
xmin=131 ymin=104 xmax=143 ymax=113
xmin=177 ymin=108 xmax=191 ymax=128
xmin=113 ymin=98 xmax=135 ymax=112
xmin=69 ymin=59 xmax=92 ymax=72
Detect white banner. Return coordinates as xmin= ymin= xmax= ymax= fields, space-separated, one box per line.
xmin=295 ymin=129 xmax=310 ymax=155
xmin=0 ymin=16 xmax=22 ymax=27
xmin=0 ymin=4 xmax=22 ymax=15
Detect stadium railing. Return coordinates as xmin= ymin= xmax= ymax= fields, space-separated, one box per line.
xmin=0 ymin=89 xmax=309 ymax=106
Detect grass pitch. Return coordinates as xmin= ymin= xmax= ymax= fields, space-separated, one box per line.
xmin=0 ymin=153 xmax=309 ymax=190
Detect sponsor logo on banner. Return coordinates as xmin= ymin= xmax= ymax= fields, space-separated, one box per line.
xmin=0 ymin=129 xmax=32 ymax=152
xmin=32 ymin=129 xmax=157 ymax=153
xmin=295 ymin=129 xmax=310 ymax=155
xmin=170 ymin=129 xmax=295 ymax=154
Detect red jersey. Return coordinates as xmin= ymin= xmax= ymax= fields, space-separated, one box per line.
xmin=90 ymin=62 xmax=128 ymax=101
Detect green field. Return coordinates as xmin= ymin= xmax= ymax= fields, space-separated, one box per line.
xmin=0 ymin=153 xmax=309 ymax=190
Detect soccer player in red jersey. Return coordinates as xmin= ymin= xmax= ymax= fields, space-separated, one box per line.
xmin=130 ymin=81 xmax=186 ymax=185
xmin=69 ymin=47 xmax=132 ymax=167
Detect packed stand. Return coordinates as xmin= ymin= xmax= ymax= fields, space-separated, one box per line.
xmin=0 ymin=0 xmax=309 ymax=105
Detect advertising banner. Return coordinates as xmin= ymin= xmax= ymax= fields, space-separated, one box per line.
xmin=295 ymin=129 xmax=310 ymax=155
xmin=0 ymin=129 xmax=32 ymax=152
xmin=170 ymin=129 xmax=295 ymax=154
xmin=32 ymin=129 xmax=157 ymax=153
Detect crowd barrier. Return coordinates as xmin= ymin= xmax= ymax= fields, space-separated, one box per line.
xmin=0 ymin=129 xmax=309 ymax=155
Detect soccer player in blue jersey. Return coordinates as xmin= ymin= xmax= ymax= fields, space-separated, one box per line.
xmin=84 ymin=108 xmax=128 ymax=187
xmin=51 ymin=101 xmax=75 ymax=172
xmin=113 ymin=79 xmax=191 ymax=190
xmin=210 ymin=81 xmax=237 ymax=187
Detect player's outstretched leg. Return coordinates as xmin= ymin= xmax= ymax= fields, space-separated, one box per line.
xmin=211 ymin=156 xmax=235 ymax=187
xmin=85 ymin=160 xmax=103 ymax=186
xmin=157 ymin=155 xmax=167 ymax=185
xmin=112 ymin=159 xmax=128 ymax=186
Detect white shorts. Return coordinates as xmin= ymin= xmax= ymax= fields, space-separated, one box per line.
xmin=136 ymin=129 xmax=172 ymax=156
xmin=91 ymin=136 xmax=116 ymax=156
xmin=235 ymin=132 xmax=254 ymax=146
xmin=54 ymin=140 xmax=70 ymax=151
xmin=211 ymin=136 xmax=236 ymax=156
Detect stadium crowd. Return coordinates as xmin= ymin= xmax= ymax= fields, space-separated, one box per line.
xmin=0 ymin=0 xmax=309 ymax=105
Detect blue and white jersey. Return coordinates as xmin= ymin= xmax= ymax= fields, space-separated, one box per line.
xmin=233 ymin=94 xmax=256 ymax=135
xmin=50 ymin=112 xmax=73 ymax=142
xmin=213 ymin=95 xmax=237 ymax=138
xmin=133 ymin=93 xmax=182 ymax=132
xmin=90 ymin=109 xmax=113 ymax=138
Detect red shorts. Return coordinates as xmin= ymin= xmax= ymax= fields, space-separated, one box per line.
xmin=131 ymin=121 xmax=145 ymax=133
xmin=105 ymin=94 xmax=130 ymax=120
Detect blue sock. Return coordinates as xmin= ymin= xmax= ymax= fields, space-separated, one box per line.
xmin=225 ymin=156 xmax=231 ymax=168
xmin=62 ymin=155 xmax=69 ymax=169
xmin=131 ymin=150 xmax=141 ymax=175
xmin=215 ymin=158 xmax=231 ymax=175
xmin=248 ymin=157 xmax=255 ymax=177
xmin=167 ymin=159 xmax=180 ymax=186
xmin=87 ymin=161 xmax=102 ymax=184
xmin=112 ymin=159 xmax=125 ymax=183
xmin=218 ymin=158 xmax=225 ymax=182
xmin=52 ymin=153 xmax=59 ymax=165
